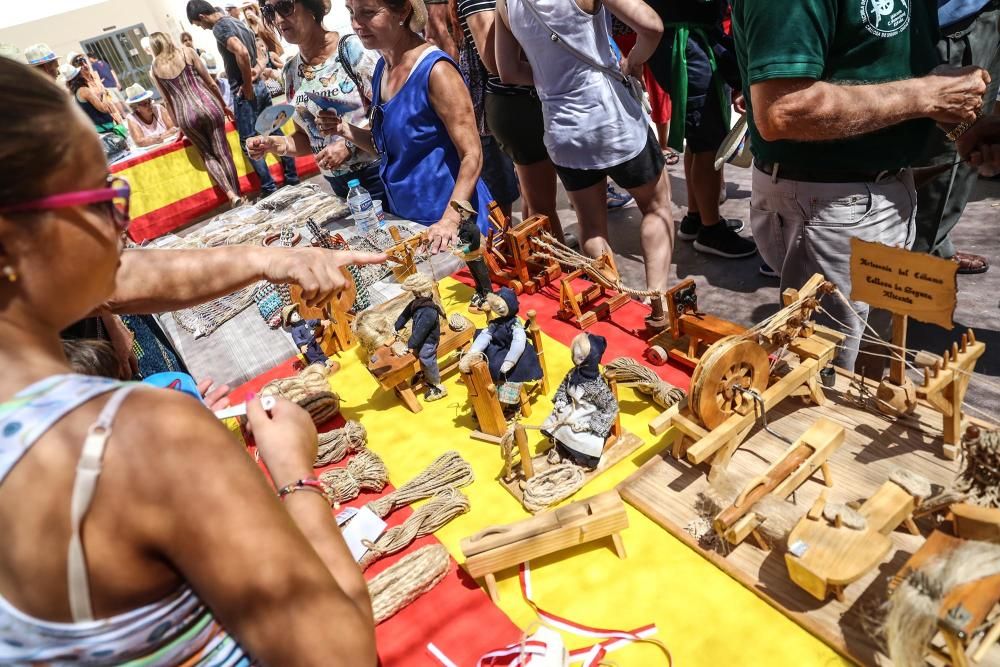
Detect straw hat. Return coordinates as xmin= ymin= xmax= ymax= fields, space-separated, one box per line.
xmin=65 ymin=50 xmax=86 ymax=67
xmin=125 ymin=83 xmax=154 ymax=104
xmin=0 ymin=43 xmax=25 ymax=63
xmin=281 ymin=303 xmax=302 ymax=327
xmin=58 ymin=63 xmax=83 ymax=81
xmin=25 ymin=43 xmax=57 ymax=65
xmin=407 ymin=0 xmax=428 ymax=33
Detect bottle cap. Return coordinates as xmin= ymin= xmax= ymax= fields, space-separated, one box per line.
xmin=347 ymin=179 xmax=361 ymax=188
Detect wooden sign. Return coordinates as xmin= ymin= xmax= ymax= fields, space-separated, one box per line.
xmin=849 ymin=239 xmax=957 ymax=329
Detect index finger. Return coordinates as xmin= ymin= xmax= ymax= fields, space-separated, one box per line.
xmin=335 ymin=249 xmax=388 ymax=267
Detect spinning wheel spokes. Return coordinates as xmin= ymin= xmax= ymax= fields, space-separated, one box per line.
xmin=690 ymin=337 xmax=770 ymax=429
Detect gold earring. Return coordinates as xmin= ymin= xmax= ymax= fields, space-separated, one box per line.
xmin=2 ymin=266 xmax=16 ymax=283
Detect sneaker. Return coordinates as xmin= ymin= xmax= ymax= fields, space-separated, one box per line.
xmin=606 ymin=185 xmax=633 ymax=209
xmin=424 ymin=384 xmax=448 ymax=402
xmin=563 ymin=231 xmax=580 ymax=249
xmin=693 ymin=224 xmax=757 ymax=258
xmin=470 ymin=293 xmax=488 ymax=310
xmin=759 ymin=262 xmax=780 ymax=278
xmin=677 ymin=215 xmax=745 ymax=241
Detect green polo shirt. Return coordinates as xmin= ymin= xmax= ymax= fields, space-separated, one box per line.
xmin=732 ymin=0 xmax=940 ymax=172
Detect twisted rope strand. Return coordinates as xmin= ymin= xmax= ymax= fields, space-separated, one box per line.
xmin=604 ymin=357 xmax=686 ymax=409
xmin=522 ymin=464 xmax=586 ymax=512
xmin=359 ymin=488 xmax=470 ymax=570
xmin=367 ymin=544 xmax=450 ymax=624
xmin=319 ymin=450 xmax=388 ymax=505
xmin=365 ymin=451 xmax=475 ymax=518
xmin=315 ymin=420 xmax=367 ymax=467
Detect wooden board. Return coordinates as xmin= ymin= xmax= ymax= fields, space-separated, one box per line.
xmin=501 ymin=430 xmax=645 ymax=508
xmin=617 ymin=368 xmax=1000 ymax=666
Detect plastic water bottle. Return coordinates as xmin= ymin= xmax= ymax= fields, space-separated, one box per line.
xmin=346 ymin=179 xmax=378 ymax=234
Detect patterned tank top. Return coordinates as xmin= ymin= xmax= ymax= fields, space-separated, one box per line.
xmin=0 ymin=374 xmax=251 ymax=666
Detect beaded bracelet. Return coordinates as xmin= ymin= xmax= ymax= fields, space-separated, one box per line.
xmin=277 ymin=478 xmax=330 ymax=504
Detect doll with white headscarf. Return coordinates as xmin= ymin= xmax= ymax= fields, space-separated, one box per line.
xmin=542 ymin=333 xmax=618 ymax=470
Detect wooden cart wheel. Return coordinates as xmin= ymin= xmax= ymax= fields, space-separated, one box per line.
xmin=645 ymin=345 xmax=668 ymax=366
xmin=509 ymin=279 xmax=523 ymax=295
xmin=690 ymin=336 xmax=769 ymax=429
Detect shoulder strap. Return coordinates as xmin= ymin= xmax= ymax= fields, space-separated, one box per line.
xmin=519 ymin=0 xmax=624 ymax=83
xmin=339 ymin=34 xmax=371 ymax=114
xmin=67 ymin=384 xmax=140 ymax=623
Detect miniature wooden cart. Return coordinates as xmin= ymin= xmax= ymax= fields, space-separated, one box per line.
xmin=646 ymin=278 xmax=747 ymax=366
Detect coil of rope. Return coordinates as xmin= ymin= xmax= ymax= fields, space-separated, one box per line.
xmin=521 ymin=464 xmax=586 ymax=513
xmin=367 ymin=544 xmax=451 ymax=624
xmin=365 ymin=451 xmax=475 ymax=519
xmin=319 ymin=450 xmax=389 ymax=506
xmin=315 ymin=420 xmax=367 ymax=467
xmin=359 ymin=488 xmax=470 ymax=570
xmin=604 ymin=357 xmax=686 ymax=409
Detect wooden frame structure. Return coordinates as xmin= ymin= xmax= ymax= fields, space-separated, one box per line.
xmin=289 ymin=267 xmax=357 ymax=358
xmin=650 ymin=275 xmax=843 ymax=480
xmin=462 ymin=310 xmax=551 ymax=443
xmin=916 ymin=329 xmax=986 ymax=459
xmin=461 ymin=491 xmax=628 ymax=602
xmin=555 ymin=252 xmax=631 ymax=330
xmin=383 ymin=225 xmax=427 ymax=281
xmin=482 ymin=205 xmax=561 ymax=295
xmin=647 ymin=278 xmax=748 ymax=366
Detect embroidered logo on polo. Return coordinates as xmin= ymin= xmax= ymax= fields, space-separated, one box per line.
xmin=862 ymin=0 xmax=910 ymax=38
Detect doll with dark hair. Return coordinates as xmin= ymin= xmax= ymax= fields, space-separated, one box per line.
xmin=451 ymin=200 xmax=494 ymax=311
xmin=281 ymin=304 xmax=330 ymax=366
xmin=542 ymin=333 xmax=618 ymax=470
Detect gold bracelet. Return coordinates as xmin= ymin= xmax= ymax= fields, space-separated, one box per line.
xmin=946 ymin=109 xmax=983 ymax=142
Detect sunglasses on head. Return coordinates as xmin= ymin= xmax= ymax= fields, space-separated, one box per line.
xmin=0 ymin=175 xmax=131 ymax=233
xmin=73 ymin=56 xmax=87 ymax=66
xmin=260 ymin=0 xmax=296 ymax=22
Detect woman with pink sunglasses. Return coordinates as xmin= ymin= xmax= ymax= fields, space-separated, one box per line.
xmin=0 ymin=58 xmax=376 ymax=664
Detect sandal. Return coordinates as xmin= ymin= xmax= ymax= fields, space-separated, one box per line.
xmin=663 ymin=148 xmax=681 ymax=166
xmin=953 ymin=251 xmax=990 ymax=275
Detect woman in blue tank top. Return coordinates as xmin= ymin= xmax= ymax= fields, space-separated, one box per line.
xmin=322 ymin=0 xmax=494 ymax=251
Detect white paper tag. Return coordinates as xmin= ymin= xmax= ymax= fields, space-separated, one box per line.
xmin=789 ymin=540 xmax=809 ymax=558
xmin=340 ymin=506 xmax=387 ymax=561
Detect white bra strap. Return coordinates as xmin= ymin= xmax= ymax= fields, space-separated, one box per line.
xmin=68 ymin=384 xmax=140 ymax=623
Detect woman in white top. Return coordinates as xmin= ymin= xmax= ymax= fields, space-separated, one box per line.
xmin=495 ymin=0 xmax=674 ymax=325
xmin=124 ymin=84 xmax=179 ymax=148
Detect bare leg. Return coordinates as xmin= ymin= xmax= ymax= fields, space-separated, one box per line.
xmin=689 ymin=150 xmax=722 ymax=226
xmin=624 ymin=170 xmax=674 ymax=296
xmin=656 ymin=122 xmax=669 ymax=151
xmin=516 ymin=158 xmax=565 ymax=241
xmin=684 ymin=148 xmax=698 ymax=215
xmin=564 ymin=179 xmax=611 ymax=258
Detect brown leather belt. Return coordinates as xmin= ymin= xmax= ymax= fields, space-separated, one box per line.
xmin=754 ymin=158 xmax=901 ymax=184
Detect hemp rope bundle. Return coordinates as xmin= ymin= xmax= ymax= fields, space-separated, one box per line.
xmin=359 ymin=488 xmax=470 ymax=570
xmin=883 ymin=540 xmax=1000 ymax=666
xmin=367 ymin=544 xmax=450 ymax=624
xmin=319 ymin=450 xmax=389 ymax=506
xmin=365 ymin=451 xmax=475 ymax=519
xmin=521 ymin=464 xmax=586 ymax=513
xmin=956 ymin=428 xmax=1000 ymax=508
xmin=315 ymin=420 xmax=367 ymax=467
xmin=355 ymin=310 xmax=408 ymax=352
xmin=261 ymin=364 xmax=341 ymax=426
xmin=448 ymin=313 xmax=471 ymax=332
xmin=605 ymin=357 xmax=687 ymax=409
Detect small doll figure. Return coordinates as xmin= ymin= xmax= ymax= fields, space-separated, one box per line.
xmin=460 ymin=287 xmax=543 ymax=415
xmin=282 ymin=304 xmax=331 ymax=366
xmin=542 ymin=333 xmax=618 ymax=470
xmin=394 ymin=273 xmax=448 ymax=402
xmin=450 ymin=200 xmax=494 ymax=311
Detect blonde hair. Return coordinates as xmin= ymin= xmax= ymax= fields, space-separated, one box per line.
xmin=149 ymin=32 xmax=178 ymax=59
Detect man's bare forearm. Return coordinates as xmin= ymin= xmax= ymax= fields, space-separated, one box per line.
xmin=753 ymin=78 xmax=929 ymax=142
xmin=106 ymin=247 xmax=273 ymax=314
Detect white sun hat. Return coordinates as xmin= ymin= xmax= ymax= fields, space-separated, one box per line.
xmin=125 ymin=83 xmax=154 ymax=104
xmin=25 ymin=43 xmax=57 ymax=65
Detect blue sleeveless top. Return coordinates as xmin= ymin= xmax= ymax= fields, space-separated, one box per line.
xmin=371 ymin=47 xmax=493 ymax=234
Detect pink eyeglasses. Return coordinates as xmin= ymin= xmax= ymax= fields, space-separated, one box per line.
xmin=0 ymin=175 xmax=131 ymax=232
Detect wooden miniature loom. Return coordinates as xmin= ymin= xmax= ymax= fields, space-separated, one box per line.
xmin=289 ymin=266 xmax=357 ymax=358
xmin=646 ymin=278 xmax=748 ymax=367
xmin=461 ymin=491 xmax=628 ymax=603
xmin=498 ymin=377 xmax=644 ymax=506
xmin=554 ymin=251 xmax=631 ymax=330
xmin=712 ymin=419 xmax=844 ymax=549
xmin=462 ymin=309 xmax=550 ymax=444
xmin=364 ymin=287 xmax=475 ymax=413
xmin=382 ymin=225 xmax=427 ymax=281
xmin=649 ymin=274 xmax=843 ymax=480
xmin=784 ymin=472 xmax=929 ymax=603
xmin=482 ymin=205 xmax=562 ymax=295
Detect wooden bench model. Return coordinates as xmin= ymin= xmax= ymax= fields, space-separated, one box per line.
xmin=785 ymin=470 xmax=929 ymax=602
xmin=712 ymin=419 xmax=844 ymax=549
xmin=461 ymin=490 xmax=628 ymax=603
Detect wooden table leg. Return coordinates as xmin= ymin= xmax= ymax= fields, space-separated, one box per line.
xmin=396 ymin=386 xmax=423 ymax=413
xmin=484 ymin=572 xmax=499 ymax=603
xmin=611 ymin=533 xmax=627 ymax=559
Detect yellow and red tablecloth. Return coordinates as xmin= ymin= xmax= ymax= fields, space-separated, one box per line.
xmin=113 ymin=121 xmax=317 ymax=243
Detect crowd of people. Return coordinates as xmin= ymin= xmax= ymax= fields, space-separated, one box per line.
xmin=1 ymin=0 xmax=999 ymax=663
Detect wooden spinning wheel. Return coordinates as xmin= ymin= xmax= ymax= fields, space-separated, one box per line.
xmin=689 ymin=336 xmax=770 ymax=429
